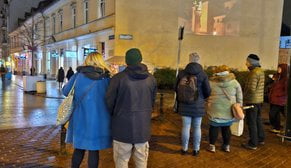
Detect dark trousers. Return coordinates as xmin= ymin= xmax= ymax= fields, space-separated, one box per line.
xmin=1 ymin=74 xmax=5 ymax=82
xmin=209 ymin=125 xmax=231 ymax=146
xmin=72 ymin=149 xmax=99 ymax=168
xmin=269 ymin=104 xmax=285 ymax=130
xmin=245 ymin=104 xmax=265 ymax=147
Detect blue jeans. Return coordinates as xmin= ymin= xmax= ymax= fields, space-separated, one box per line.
xmin=181 ymin=116 xmax=202 ymax=151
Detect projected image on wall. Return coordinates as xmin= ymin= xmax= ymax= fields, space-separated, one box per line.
xmin=179 ymin=0 xmax=241 ymax=36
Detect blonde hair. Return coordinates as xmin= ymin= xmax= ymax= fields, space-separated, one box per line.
xmin=214 ymin=65 xmax=230 ymax=74
xmin=83 ymin=52 xmax=111 ymax=72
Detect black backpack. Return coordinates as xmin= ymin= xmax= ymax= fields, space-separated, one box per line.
xmin=177 ymin=75 xmax=198 ymax=104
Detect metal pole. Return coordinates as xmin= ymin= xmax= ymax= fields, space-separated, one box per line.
xmin=159 ymin=93 xmax=164 ymax=120
xmin=174 ymin=26 xmax=184 ymax=112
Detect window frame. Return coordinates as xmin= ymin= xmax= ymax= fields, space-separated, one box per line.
xmin=84 ymin=1 xmax=89 ymax=24
xmin=97 ymin=0 xmax=105 ymax=18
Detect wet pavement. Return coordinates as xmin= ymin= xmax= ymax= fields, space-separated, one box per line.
xmin=0 ymin=76 xmax=63 ymax=130
xmin=1 ymin=77 xmax=291 ymax=167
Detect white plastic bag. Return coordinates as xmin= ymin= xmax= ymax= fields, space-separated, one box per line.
xmin=230 ymin=120 xmax=244 ymax=136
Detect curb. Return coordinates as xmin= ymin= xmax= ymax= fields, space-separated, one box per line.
xmin=12 ymin=81 xmax=64 ymax=99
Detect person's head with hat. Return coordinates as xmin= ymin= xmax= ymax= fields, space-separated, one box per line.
xmin=189 ymin=52 xmax=200 ymax=63
xmin=125 ymin=48 xmax=142 ymax=66
xmin=246 ymin=54 xmax=261 ymax=69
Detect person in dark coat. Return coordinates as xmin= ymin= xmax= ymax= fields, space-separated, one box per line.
xmin=0 ymin=64 xmax=6 ymax=83
xmin=268 ymin=64 xmax=288 ymax=133
xmin=57 ymin=67 xmax=65 ymax=89
xmin=175 ymin=62 xmax=211 ymax=156
xmin=106 ymin=48 xmax=157 ymax=168
xmin=66 ymin=67 xmax=74 ymax=81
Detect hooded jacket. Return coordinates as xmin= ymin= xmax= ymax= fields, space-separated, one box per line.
xmin=207 ymin=73 xmax=243 ymax=124
xmin=62 ymin=66 xmax=112 ymax=150
xmin=269 ymin=64 xmax=288 ymax=106
xmin=106 ymin=64 xmax=157 ymax=144
xmin=175 ymin=63 xmax=211 ymax=117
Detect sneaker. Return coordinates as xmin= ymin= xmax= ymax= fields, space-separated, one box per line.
xmin=258 ymin=141 xmax=265 ymax=145
xmin=192 ymin=150 xmax=199 ymax=156
xmin=207 ymin=144 xmax=216 ymax=153
xmin=269 ymin=129 xmax=280 ymax=134
xmin=241 ymin=143 xmax=257 ymax=150
xmin=222 ymin=145 xmax=230 ymax=152
xmin=180 ymin=149 xmax=187 ymax=155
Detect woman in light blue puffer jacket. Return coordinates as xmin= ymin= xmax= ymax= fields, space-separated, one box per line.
xmin=206 ymin=65 xmax=243 ymax=153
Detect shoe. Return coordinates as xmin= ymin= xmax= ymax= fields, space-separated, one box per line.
xmin=192 ymin=150 xmax=199 ymax=156
xmin=222 ymin=145 xmax=230 ymax=152
xmin=258 ymin=141 xmax=265 ymax=145
xmin=241 ymin=143 xmax=257 ymax=150
xmin=270 ymin=129 xmax=280 ymax=134
xmin=207 ymin=144 xmax=215 ymax=153
xmin=180 ymin=149 xmax=187 ymax=155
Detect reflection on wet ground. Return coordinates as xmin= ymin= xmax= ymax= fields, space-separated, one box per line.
xmin=0 ymin=76 xmax=63 ymax=130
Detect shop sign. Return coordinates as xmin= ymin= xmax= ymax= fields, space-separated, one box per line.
xmin=109 ymin=35 xmax=115 ymax=40
xmin=51 ymin=51 xmax=59 ymax=57
xmin=84 ymin=48 xmax=97 ymax=56
xmin=280 ymin=36 xmax=291 ymax=49
xmin=65 ymin=51 xmax=77 ymax=58
xmin=119 ymin=34 xmax=133 ymax=40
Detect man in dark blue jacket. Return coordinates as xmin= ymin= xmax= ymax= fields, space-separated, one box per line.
xmin=106 ymin=48 xmax=157 ymax=168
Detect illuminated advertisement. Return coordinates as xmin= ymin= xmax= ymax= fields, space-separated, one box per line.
xmin=83 ymin=48 xmax=97 ymax=57
xmin=280 ymin=36 xmax=291 ymax=49
xmin=65 ymin=51 xmax=77 ymax=58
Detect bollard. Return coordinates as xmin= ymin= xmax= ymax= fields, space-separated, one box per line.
xmin=159 ymin=93 xmax=164 ymax=120
xmin=60 ymin=125 xmax=67 ymax=155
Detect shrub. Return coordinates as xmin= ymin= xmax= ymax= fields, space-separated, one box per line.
xmin=153 ymin=68 xmax=177 ymax=90
xmin=154 ymin=67 xmax=277 ymax=91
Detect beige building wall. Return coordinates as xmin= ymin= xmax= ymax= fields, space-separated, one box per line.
xmin=115 ymin=0 xmax=284 ymax=70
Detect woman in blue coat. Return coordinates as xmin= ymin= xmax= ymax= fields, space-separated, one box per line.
xmin=62 ymin=52 xmax=112 ymax=168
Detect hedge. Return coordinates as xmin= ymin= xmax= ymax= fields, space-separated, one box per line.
xmin=154 ymin=68 xmax=276 ymax=90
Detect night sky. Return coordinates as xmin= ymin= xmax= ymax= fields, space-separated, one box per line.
xmin=282 ymin=0 xmax=291 ymax=35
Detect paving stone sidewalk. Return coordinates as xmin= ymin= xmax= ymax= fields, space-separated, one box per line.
xmin=1 ymin=93 xmax=291 ymax=167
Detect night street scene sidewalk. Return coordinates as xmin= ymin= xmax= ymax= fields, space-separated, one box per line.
xmin=1 ymin=0 xmax=291 ymax=168
xmin=0 ymin=77 xmax=291 ymax=167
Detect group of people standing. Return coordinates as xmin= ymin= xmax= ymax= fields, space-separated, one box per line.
xmin=62 ymin=49 xmax=156 ymax=168
xmin=61 ymin=48 xmax=288 ymax=167
xmin=57 ymin=66 xmax=75 ymax=89
xmin=176 ymin=53 xmax=288 ymax=156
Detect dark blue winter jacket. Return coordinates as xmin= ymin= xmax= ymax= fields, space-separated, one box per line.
xmin=175 ymin=63 xmax=211 ymax=117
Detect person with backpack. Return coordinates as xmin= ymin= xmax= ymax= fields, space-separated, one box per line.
xmin=268 ymin=64 xmax=288 ymax=133
xmin=62 ymin=52 xmax=112 ymax=167
xmin=175 ymin=62 xmax=211 ymax=156
xmin=106 ymin=48 xmax=157 ymax=168
xmin=206 ymin=65 xmax=243 ymax=153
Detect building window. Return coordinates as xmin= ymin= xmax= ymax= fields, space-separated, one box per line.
xmin=52 ymin=15 xmax=56 ymax=34
xmin=72 ymin=7 xmax=76 ymax=28
xmin=84 ymin=1 xmax=89 ymax=24
xmin=59 ymin=12 xmax=63 ymax=32
xmin=97 ymin=0 xmax=105 ymax=18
